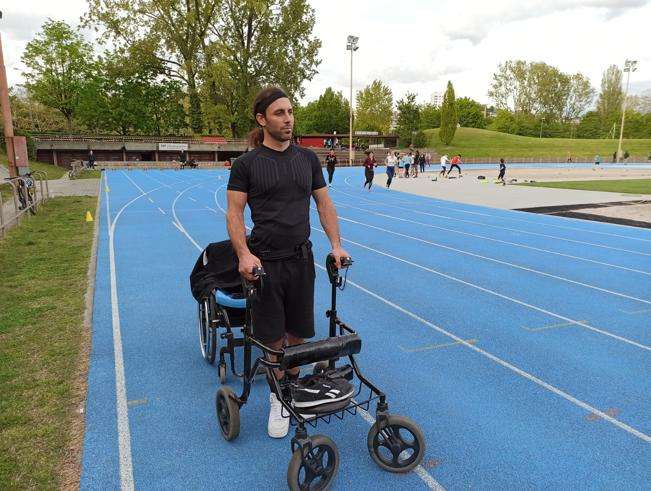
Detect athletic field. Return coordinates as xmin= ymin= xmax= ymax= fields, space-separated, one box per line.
xmin=82 ymin=167 xmax=650 ymax=490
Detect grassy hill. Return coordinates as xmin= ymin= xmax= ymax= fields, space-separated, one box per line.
xmin=422 ymin=128 xmax=651 ymax=159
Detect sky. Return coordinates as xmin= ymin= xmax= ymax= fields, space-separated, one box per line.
xmin=1 ymin=0 xmax=650 ymax=107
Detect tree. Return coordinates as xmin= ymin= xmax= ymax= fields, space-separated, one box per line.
xmin=76 ymin=51 xmax=186 ymax=135
xmin=21 ymin=20 xmax=95 ymax=130
xmin=85 ymin=0 xmax=220 ymax=134
xmin=439 ymin=81 xmax=458 ymax=145
xmin=311 ymin=88 xmax=349 ymax=134
xmin=597 ymin=65 xmax=624 ymax=122
xmin=563 ymin=73 xmax=595 ymax=122
xmin=576 ymin=111 xmax=604 ymax=139
xmin=412 ymin=130 xmax=427 ymax=148
xmin=395 ymin=93 xmax=420 ymax=145
xmin=489 ymin=60 xmax=593 ymax=123
xmin=204 ymin=0 xmax=321 ymax=137
xmin=355 ymin=80 xmax=393 ymax=134
xmin=419 ymin=103 xmax=440 ymax=129
xmin=456 ymin=97 xmax=485 ymax=128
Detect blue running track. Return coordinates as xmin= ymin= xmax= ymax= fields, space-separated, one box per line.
xmin=81 ymin=168 xmax=651 ymax=490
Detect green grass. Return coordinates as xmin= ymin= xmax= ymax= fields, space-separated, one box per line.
xmin=73 ymin=169 xmax=102 ymax=180
xmin=518 ymin=179 xmax=651 ymax=194
xmin=423 ymin=128 xmax=651 ymax=158
xmin=0 ymin=197 xmax=96 ymax=489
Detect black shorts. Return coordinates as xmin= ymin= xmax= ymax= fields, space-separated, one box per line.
xmin=249 ymin=249 xmax=316 ymax=344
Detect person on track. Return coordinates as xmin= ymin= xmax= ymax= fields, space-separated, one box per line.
xmin=226 ymin=86 xmax=350 ymax=439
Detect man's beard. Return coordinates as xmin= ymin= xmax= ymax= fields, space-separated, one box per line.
xmin=266 ymin=126 xmax=293 ymax=142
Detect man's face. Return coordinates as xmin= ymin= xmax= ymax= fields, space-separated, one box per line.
xmin=257 ymin=97 xmax=294 ymax=142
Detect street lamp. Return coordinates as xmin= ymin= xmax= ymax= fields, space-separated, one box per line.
xmin=617 ymin=59 xmax=638 ymax=163
xmin=346 ymin=35 xmax=359 ymax=166
xmin=539 ymin=116 xmax=546 ymax=139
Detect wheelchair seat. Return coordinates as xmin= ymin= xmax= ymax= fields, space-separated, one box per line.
xmin=216 ymin=289 xmax=246 ymax=310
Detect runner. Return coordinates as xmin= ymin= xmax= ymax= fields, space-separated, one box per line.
xmin=497 ymin=158 xmax=506 ymax=185
xmin=363 ymin=151 xmax=377 ymax=190
xmin=446 ymin=154 xmax=462 ymax=178
xmin=386 ymin=150 xmax=396 ymax=189
xmin=325 ymin=149 xmax=337 ymax=186
xmin=439 ymin=154 xmax=449 ymax=178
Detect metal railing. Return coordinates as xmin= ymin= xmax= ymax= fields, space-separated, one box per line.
xmin=0 ymin=173 xmax=49 ymax=238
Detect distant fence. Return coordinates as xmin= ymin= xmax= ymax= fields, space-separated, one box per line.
xmin=0 ymin=172 xmax=50 ymax=238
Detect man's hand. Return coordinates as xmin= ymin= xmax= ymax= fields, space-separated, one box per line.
xmin=330 ymin=247 xmax=351 ymax=269
xmin=238 ymin=252 xmax=262 ymax=281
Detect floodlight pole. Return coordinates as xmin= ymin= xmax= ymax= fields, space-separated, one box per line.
xmin=539 ymin=117 xmax=545 ymax=139
xmin=0 ymin=25 xmax=18 ymax=178
xmin=347 ymin=35 xmax=358 ymax=167
xmin=616 ymin=59 xmax=637 ymax=163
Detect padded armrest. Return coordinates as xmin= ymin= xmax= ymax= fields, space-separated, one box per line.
xmin=215 ymin=290 xmax=246 ymax=309
xmin=279 ymin=334 xmax=361 ymax=370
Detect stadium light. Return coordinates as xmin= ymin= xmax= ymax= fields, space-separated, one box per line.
xmin=347 ymin=35 xmax=359 ymax=166
xmin=539 ymin=116 xmax=545 ymax=139
xmin=616 ymin=59 xmax=638 ymax=163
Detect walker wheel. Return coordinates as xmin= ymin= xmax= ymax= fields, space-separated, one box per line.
xmin=367 ymin=414 xmax=425 ymax=473
xmin=215 ymin=386 xmax=240 ymax=441
xmin=313 ymin=361 xmax=329 ymax=375
xmin=287 ymin=434 xmax=339 ymax=491
xmin=218 ymin=363 xmax=227 ymax=384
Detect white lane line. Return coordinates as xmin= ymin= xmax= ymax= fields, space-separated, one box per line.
xmin=309 ymin=223 xmax=650 ymax=352
xmin=157 ymin=207 xmax=166 ymax=215
xmin=328 ymin=197 xmax=651 ymax=276
xmin=322 ymin=267 xmax=651 ymax=443
xmin=189 ymin=197 xmax=197 ymax=202
xmin=171 ymin=183 xmax=204 ymax=251
xmin=328 ymin=212 xmax=651 ymax=305
xmin=399 ymin=339 xmax=478 ymax=353
xmin=147 ymin=197 xmax=154 ymax=203
xmin=210 ymin=183 xmax=651 ymax=442
xmin=103 ymin=173 xmax=135 ymax=491
xmin=342 ymin=172 xmax=651 ymax=242
xmin=331 ymin=187 xmax=651 ymax=257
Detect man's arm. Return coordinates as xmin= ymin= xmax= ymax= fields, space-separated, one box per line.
xmin=226 ymin=190 xmax=261 ymax=280
xmin=312 ymin=187 xmax=350 ymax=268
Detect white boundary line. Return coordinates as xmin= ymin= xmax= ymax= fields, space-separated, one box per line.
xmin=328 ymin=196 xmax=651 ymax=276
xmin=309 ymin=223 xmax=650 ymax=352
xmin=103 ymin=173 xmax=135 ymax=491
xmin=331 ymin=186 xmax=651 ymax=257
xmin=208 ymin=182 xmax=651 ymax=444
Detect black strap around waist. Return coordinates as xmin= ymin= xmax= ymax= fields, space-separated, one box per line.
xmin=253 ymin=240 xmax=312 ymax=261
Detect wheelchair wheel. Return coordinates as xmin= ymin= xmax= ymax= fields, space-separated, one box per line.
xmin=215 ymin=386 xmax=240 ymax=441
xmin=218 ymin=363 xmax=227 ymax=384
xmin=367 ymin=414 xmax=425 ymax=473
xmin=287 ymin=434 xmax=339 ymax=491
xmin=198 ymin=297 xmax=216 ymax=364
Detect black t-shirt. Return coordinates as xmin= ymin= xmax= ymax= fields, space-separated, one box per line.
xmin=499 ymin=162 xmax=506 ymax=171
xmin=325 ymin=155 xmax=337 ymax=169
xmin=227 ymin=144 xmax=326 ymax=252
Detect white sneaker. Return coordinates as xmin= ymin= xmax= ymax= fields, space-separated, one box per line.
xmin=268 ymin=393 xmax=289 ymax=438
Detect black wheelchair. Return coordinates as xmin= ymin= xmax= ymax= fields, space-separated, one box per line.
xmin=197 ymin=254 xmax=425 ymax=490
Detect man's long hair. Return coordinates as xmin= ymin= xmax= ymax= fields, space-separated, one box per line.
xmin=247 ymin=86 xmax=288 ymax=148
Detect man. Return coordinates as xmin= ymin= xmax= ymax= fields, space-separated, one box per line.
xmin=439 ymin=154 xmax=449 ymax=178
xmin=325 ymin=149 xmax=337 ymax=186
xmin=226 ymin=86 xmax=350 ymax=439
xmin=594 ymin=154 xmax=601 ymax=167
xmin=88 ymin=150 xmax=96 ymax=169
xmin=497 ymin=158 xmax=506 ymax=185
xmin=446 ymin=154 xmax=462 ymax=178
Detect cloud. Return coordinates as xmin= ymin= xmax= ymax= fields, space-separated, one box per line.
xmin=442 ymin=0 xmax=649 ymax=44
xmin=0 ymin=13 xmax=49 ymax=42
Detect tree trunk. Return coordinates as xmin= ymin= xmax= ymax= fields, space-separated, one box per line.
xmin=187 ymin=72 xmax=203 ymax=134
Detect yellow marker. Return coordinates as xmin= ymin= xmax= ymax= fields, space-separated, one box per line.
xmin=105 ymin=186 xmax=110 ymax=193
xmin=85 ymin=211 xmax=94 ymax=222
